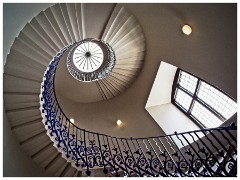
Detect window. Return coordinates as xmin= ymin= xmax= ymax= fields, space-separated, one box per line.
xmin=172 ymin=69 xmax=237 ymax=128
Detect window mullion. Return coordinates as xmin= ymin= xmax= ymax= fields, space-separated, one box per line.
xmin=196 ymin=97 xmax=226 ymax=122
xmin=187 ymin=79 xmax=200 ymax=115
xmin=172 ymin=69 xmax=237 ymax=128
xmin=177 ymin=85 xmax=193 ymax=97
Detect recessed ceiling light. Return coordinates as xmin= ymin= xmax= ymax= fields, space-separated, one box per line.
xmin=117 ymin=120 xmax=122 ymax=126
xmin=182 ymin=24 xmax=192 ymax=35
xmin=70 ymin=118 xmax=74 ymax=124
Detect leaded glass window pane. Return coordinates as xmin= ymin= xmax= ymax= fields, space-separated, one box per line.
xmin=175 ymin=88 xmax=192 ymax=111
xmin=178 ymin=71 xmax=198 ymax=94
xmin=197 ymin=81 xmax=237 ymax=119
xmin=173 ymin=69 xmax=237 ymax=128
xmin=191 ymin=101 xmax=223 ymax=128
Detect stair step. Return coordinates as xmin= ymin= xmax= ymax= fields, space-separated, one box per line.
xmin=15 ymin=127 xmax=45 ymax=144
xmin=112 ymin=27 xmax=144 ymax=50
xmin=115 ymin=55 xmax=144 ymax=64
xmin=108 ymin=16 xmax=137 ymax=45
xmin=27 ymin=135 xmax=54 ymax=157
xmin=21 ymin=23 xmax=57 ymax=56
xmin=11 ymin=117 xmax=41 ymax=130
xmin=66 ymin=3 xmax=80 ymax=41
xmin=30 ymin=141 xmax=52 ymax=158
xmin=97 ymin=81 xmax=114 ymax=99
xmin=44 ymin=7 xmax=68 ymax=46
xmin=115 ymin=50 xmax=145 ymax=60
xmin=6 ymin=49 xmax=47 ymax=72
xmin=59 ymin=3 xmax=75 ymax=42
xmin=50 ymin=4 xmax=72 ymax=44
xmin=7 ymin=107 xmax=41 ymax=126
xmin=114 ymin=43 xmax=145 ymax=58
xmin=112 ymin=69 xmax=136 ymax=79
xmin=30 ymin=17 xmax=60 ymax=52
xmin=5 ymin=102 xmax=39 ymax=112
xmin=75 ymin=3 xmax=83 ymax=40
xmin=4 ymin=74 xmax=40 ymax=94
xmin=56 ymin=162 xmax=69 ymax=177
xmin=18 ymin=32 xmax=53 ymax=60
xmin=45 ymin=154 xmax=67 ymax=176
xmin=104 ymin=6 xmax=130 ymax=43
xmin=5 ymin=50 xmax=46 ymax=75
xmin=44 ymin=152 xmax=60 ymax=170
xmin=101 ymin=77 xmax=125 ymax=93
xmin=100 ymin=79 xmax=120 ymax=96
xmin=3 ymin=3 xmax=148 ymax=177
xmin=74 ymin=170 xmax=82 ymax=177
xmin=35 ymin=11 xmax=64 ymax=49
xmin=62 ymin=164 xmax=77 ymax=177
xmin=102 ymin=4 xmax=123 ymax=41
xmin=11 ymin=38 xmax=50 ymax=67
xmin=34 ymin=147 xmax=58 ymax=168
xmin=21 ymin=133 xmax=52 ymax=159
xmin=4 ymin=67 xmax=43 ymax=82
xmin=4 ymin=94 xmax=39 ymax=104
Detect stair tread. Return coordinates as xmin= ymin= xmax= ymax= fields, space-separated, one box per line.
xmin=21 ymin=23 xmax=57 ymax=56
xmin=5 ymin=102 xmax=40 ymax=112
xmin=19 ymin=132 xmax=51 ymax=158
xmin=18 ymin=31 xmax=53 ymax=59
xmin=36 ymin=11 xmax=64 ymax=49
xmin=30 ymin=17 xmax=60 ymax=52
xmin=4 ymin=74 xmax=41 ymax=94
xmin=66 ymin=3 xmax=80 ymax=41
xmin=11 ymin=38 xmax=50 ymax=66
xmin=50 ymin=4 xmax=72 ymax=44
xmin=46 ymin=154 xmax=67 ymax=175
xmin=59 ymin=3 xmax=75 ymax=42
xmin=6 ymin=49 xmax=47 ymax=71
xmin=4 ymin=94 xmax=39 ymax=103
xmin=44 ymin=7 xmax=68 ymax=45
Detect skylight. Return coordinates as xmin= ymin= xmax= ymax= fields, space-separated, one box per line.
xmin=172 ymin=70 xmax=237 ymax=128
xmin=72 ymin=42 xmax=104 ymax=73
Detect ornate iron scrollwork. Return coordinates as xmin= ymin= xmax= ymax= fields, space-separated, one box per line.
xmin=40 ymin=45 xmax=237 ymax=177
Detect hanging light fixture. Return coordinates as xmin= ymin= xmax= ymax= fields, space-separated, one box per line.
xmin=182 ymin=24 xmax=192 ymax=35
xmin=117 ymin=120 xmax=122 ymax=126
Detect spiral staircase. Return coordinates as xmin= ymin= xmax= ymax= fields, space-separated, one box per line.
xmin=3 ymin=3 xmax=237 ymax=177
xmin=3 ymin=3 xmax=146 ymax=177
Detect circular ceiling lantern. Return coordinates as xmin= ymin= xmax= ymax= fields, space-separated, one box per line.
xmin=67 ymin=38 xmax=116 ymax=82
xmin=182 ymin=24 xmax=192 ymax=35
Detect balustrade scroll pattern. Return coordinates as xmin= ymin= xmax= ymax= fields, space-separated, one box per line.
xmin=40 ymin=46 xmax=237 ymax=177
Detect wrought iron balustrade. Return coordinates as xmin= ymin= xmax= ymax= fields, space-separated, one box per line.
xmin=40 ymin=45 xmax=237 ymax=177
